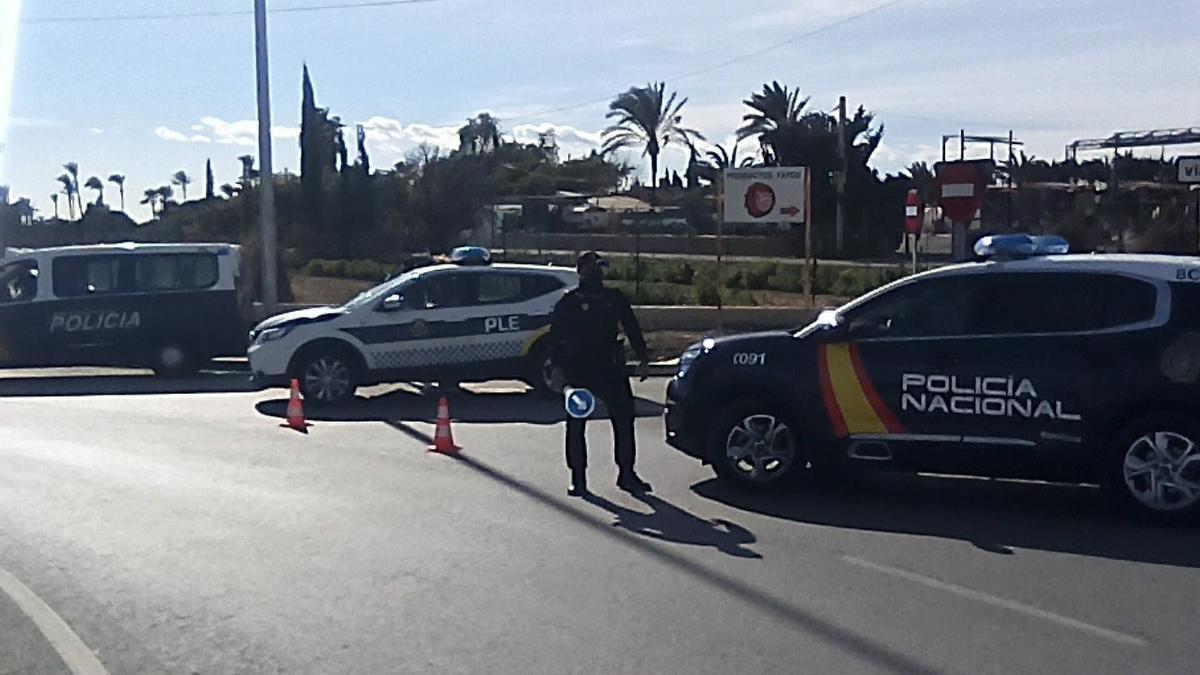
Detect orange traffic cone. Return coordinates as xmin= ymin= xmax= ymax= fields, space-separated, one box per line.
xmin=284 ymin=378 xmax=310 ymax=432
xmin=427 ymin=396 xmax=460 ymax=454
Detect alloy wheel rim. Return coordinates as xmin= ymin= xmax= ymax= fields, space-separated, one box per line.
xmin=725 ymin=414 xmax=795 ymax=482
xmin=304 ymin=357 xmax=350 ymax=402
xmin=1123 ymin=431 xmax=1200 ymax=512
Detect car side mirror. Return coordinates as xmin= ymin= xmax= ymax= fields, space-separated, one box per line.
xmin=381 ymin=294 xmax=404 ymax=312
xmin=815 ymin=309 xmax=848 ymax=340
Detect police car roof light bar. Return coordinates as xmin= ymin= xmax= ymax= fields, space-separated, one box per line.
xmin=450 ymin=246 xmax=492 ymax=266
xmin=974 ymin=234 xmax=1069 ymax=260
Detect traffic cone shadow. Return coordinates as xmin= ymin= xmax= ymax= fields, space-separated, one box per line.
xmin=281 ymin=378 xmax=312 ymax=434
xmin=427 ymin=395 xmax=461 ymax=455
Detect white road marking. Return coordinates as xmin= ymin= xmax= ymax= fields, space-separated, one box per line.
xmin=0 ymin=566 xmax=110 ymax=675
xmin=839 ymin=555 xmax=1147 ymax=648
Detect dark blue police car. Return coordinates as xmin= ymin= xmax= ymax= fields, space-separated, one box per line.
xmin=665 ymin=235 xmax=1200 ymax=519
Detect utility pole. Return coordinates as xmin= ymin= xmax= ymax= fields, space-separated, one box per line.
xmin=835 ymin=96 xmax=847 ymax=257
xmin=254 ymin=0 xmax=278 ymax=312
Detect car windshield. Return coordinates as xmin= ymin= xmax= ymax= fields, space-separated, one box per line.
xmin=340 ymin=269 xmax=419 ymax=310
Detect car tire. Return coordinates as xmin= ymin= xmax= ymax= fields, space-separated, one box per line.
xmin=706 ymin=398 xmax=803 ymax=489
xmin=525 ymin=341 xmax=558 ymax=397
xmin=150 ymin=342 xmax=198 ymax=378
xmin=296 ymin=348 xmax=358 ymax=405
xmin=1106 ymin=412 xmax=1200 ymax=521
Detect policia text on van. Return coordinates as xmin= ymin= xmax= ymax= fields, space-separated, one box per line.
xmin=0 ymin=243 xmax=248 ymax=374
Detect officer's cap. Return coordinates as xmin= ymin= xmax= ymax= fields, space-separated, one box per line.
xmin=576 ymin=251 xmax=609 ymax=269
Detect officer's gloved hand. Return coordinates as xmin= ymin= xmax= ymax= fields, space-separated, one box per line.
xmin=550 ymin=367 xmax=566 ymax=393
xmin=636 ymin=361 xmax=649 ymax=382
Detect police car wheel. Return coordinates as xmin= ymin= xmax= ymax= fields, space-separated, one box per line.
xmin=708 ymin=401 xmax=800 ymax=487
xmin=1108 ymin=414 xmax=1200 ymax=520
xmin=151 ymin=343 xmax=197 ymax=377
xmin=299 ymin=354 xmax=356 ymax=404
xmin=526 ymin=344 xmax=556 ymax=395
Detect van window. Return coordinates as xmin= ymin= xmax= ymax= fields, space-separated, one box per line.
xmin=0 ymin=260 xmax=38 ymax=303
xmin=133 ymin=254 xmax=219 ymax=291
xmin=53 ymin=256 xmax=122 ymax=297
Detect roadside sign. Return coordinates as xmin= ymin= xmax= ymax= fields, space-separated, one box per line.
xmin=1178 ymin=156 xmax=1200 ymax=184
xmin=904 ymin=189 xmax=924 ymax=236
xmin=564 ymin=387 xmax=595 ymax=419
xmin=935 ymin=160 xmax=991 ymax=225
xmin=723 ymin=167 xmax=808 ymax=223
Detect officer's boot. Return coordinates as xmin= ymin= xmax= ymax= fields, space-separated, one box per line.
xmin=568 ymin=470 xmax=588 ymax=497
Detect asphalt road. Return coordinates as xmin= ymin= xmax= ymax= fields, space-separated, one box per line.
xmin=1 ymin=369 xmax=1197 ymax=674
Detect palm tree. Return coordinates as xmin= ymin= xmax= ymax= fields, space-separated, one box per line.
xmin=736 ymin=82 xmax=809 ymax=165
xmin=62 ymin=162 xmax=83 ymax=216
xmin=237 ymin=155 xmax=255 ymax=187
xmin=156 ymin=185 xmax=175 ymax=212
xmin=50 ymin=194 xmax=59 ymax=219
xmin=84 ymin=176 xmax=104 ymax=206
xmin=140 ymin=188 xmax=159 ymax=217
xmin=601 ymin=82 xmax=704 ymax=191
xmin=171 ymin=170 xmax=192 ymax=201
xmin=107 ymin=174 xmax=126 ymax=210
xmin=56 ymin=174 xmax=77 ymax=219
xmin=219 ymin=183 xmax=238 ymax=199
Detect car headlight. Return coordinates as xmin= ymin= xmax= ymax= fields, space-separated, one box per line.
xmin=254 ymin=325 xmax=293 ymax=345
xmin=677 ymin=337 xmax=715 ymax=377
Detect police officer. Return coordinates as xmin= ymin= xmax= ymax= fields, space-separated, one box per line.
xmin=550 ymin=251 xmax=651 ymax=497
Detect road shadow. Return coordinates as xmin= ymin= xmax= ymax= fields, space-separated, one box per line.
xmin=0 ymin=369 xmax=259 ymax=397
xmin=255 ymin=385 xmax=663 ymax=426
xmin=380 ymin=421 xmax=936 ymax=675
xmin=692 ymin=472 xmax=1200 ymax=568
xmin=583 ymin=492 xmax=761 ymax=559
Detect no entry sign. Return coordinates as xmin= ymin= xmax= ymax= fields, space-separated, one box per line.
xmin=935 ymin=160 xmax=991 ymax=225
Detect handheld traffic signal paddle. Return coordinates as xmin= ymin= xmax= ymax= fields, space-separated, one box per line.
xmin=284 ymin=378 xmax=310 ymax=432
xmin=427 ymin=396 xmax=461 ymax=455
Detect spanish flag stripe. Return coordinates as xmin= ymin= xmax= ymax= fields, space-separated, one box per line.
xmin=849 ymin=343 xmax=905 ymax=433
xmin=823 ymin=343 xmax=886 ymax=435
xmin=816 ymin=344 xmax=849 ymax=438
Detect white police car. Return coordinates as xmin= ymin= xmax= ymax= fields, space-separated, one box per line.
xmin=666 ymin=235 xmax=1200 ymax=520
xmin=249 ymin=248 xmax=578 ymax=403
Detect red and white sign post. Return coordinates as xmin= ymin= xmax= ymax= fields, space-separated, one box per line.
xmin=935 ymin=160 xmax=991 ymax=261
xmin=904 ymin=189 xmax=924 ymax=274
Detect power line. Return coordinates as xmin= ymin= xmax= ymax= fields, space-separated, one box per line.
xmin=504 ymin=0 xmax=907 ymax=122
xmin=20 ymin=0 xmax=448 ymax=24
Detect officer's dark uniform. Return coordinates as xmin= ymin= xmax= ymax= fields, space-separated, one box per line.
xmin=550 ymin=269 xmax=648 ymax=491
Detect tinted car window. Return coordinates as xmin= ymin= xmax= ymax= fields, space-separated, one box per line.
xmin=974 ymin=272 xmax=1157 ymax=334
xmin=0 ymin=261 xmax=38 ymax=303
xmin=478 ymin=273 xmax=523 ymax=304
xmin=424 ymin=273 xmax=476 ymax=308
xmin=53 ymin=256 xmax=122 ymax=297
xmin=133 ymin=254 xmax=218 ymax=291
xmin=521 ymin=273 xmax=565 ymax=300
xmin=846 ymin=277 xmax=981 ymax=339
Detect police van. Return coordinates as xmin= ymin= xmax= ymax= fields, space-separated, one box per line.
xmin=0 ymin=242 xmax=248 ymax=374
xmin=666 ymin=235 xmax=1200 ymax=519
xmin=248 ymin=247 xmax=578 ymax=403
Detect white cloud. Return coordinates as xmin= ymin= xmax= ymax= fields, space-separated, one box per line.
xmin=88 ymin=127 xmax=104 ymax=135
xmin=153 ymin=118 xmax=298 ymax=147
xmin=154 ymin=126 xmax=191 ymax=142
xmin=511 ymin=123 xmax=603 ymax=159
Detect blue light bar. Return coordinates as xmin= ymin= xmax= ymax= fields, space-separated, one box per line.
xmin=450 ymin=246 xmax=492 ymax=265
xmin=974 ymin=234 xmax=1069 ymax=259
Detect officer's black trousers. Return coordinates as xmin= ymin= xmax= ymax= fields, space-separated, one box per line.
xmin=565 ymin=376 xmax=636 ymax=479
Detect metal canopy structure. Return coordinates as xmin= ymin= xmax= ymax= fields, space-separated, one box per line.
xmin=1065 ymin=127 xmax=1200 ymax=160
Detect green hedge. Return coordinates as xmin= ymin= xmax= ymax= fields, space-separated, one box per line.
xmin=303 ymin=258 xmax=393 ymax=282
xmin=298 ymin=254 xmax=905 ymax=304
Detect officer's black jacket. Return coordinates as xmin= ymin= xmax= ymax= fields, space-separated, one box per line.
xmin=549 ymin=282 xmax=647 ymax=383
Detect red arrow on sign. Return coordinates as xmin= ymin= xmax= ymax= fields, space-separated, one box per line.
xmin=779 ymin=205 xmax=800 ymax=216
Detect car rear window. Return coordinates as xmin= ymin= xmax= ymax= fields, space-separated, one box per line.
xmin=521 ymin=273 xmax=565 ymax=300
xmin=975 ymin=272 xmax=1157 ymax=334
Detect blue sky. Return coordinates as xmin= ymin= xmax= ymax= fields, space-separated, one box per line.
xmin=2 ymin=0 xmax=1197 ymax=220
